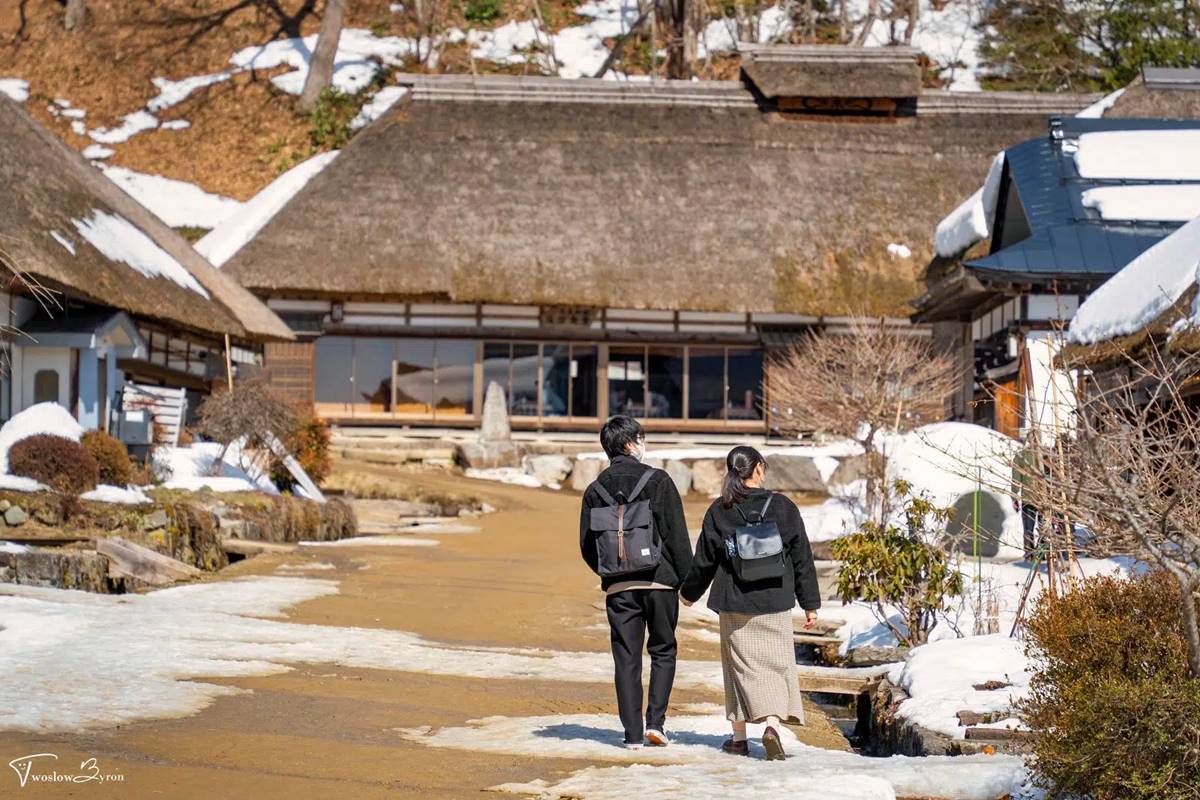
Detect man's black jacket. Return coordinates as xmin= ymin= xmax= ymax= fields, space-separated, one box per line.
xmin=579 ymin=455 xmax=692 ymax=591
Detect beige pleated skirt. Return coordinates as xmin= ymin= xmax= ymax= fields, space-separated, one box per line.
xmin=719 ymin=610 xmax=805 ymax=725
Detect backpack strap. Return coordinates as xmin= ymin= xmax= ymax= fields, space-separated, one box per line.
xmin=590 ymin=479 xmax=617 ymax=506
xmin=735 ymin=492 xmax=774 ymax=523
xmin=625 ymin=469 xmax=655 ymax=504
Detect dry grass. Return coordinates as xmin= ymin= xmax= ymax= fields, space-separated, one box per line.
xmin=324 ymin=467 xmax=481 ymax=510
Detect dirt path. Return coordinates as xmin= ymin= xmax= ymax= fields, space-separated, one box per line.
xmin=0 ymin=472 xmax=847 ymax=799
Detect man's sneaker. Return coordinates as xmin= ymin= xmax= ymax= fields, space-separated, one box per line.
xmin=623 ymin=741 xmax=644 ymax=750
xmin=762 ymin=726 xmax=786 ymax=761
xmin=645 ymin=729 xmax=670 ymax=747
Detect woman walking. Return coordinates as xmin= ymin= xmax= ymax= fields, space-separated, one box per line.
xmin=680 ymin=446 xmax=821 ymax=760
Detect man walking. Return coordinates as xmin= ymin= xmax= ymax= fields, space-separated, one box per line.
xmin=579 ymin=415 xmax=692 ymax=749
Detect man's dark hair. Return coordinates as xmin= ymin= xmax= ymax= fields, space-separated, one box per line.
xmin=600 ymin=415 xmax=643 ymax=459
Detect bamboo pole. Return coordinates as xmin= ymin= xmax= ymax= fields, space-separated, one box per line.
xmin=224 ymin=333 xmax=234 ymax=391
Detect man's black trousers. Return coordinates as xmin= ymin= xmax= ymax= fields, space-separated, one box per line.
xmin=604 ymin=589 xmax=679 ymax=744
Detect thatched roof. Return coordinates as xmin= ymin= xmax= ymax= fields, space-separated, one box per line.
xmin=1107 ymin=73 xmax=1200 ymax=119
xmin=0 ymin=97 xmax=291 ymax=342
xmin=740 ymin=44 xmax=920 ymax=99
xmin=224 ymin=74 xmax=1098 ymax=314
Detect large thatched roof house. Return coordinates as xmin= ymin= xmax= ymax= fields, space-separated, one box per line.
xmin=0 ymin=96 xmax=290 ymax=432
xmin=913 ymin=67 xmax=1200 ymax=437
xmin=220 ymin=47 xmax=1097 ymax=433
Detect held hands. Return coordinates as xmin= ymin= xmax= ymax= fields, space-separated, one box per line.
xmin=680 ymin=597 xmax=694 ymax=607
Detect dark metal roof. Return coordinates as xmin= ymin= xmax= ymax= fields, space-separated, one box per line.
xmin=964 ymin=116 xmax=1200 ymax=281
xmin=1143 ymin=66 xmax=1200 ymax=91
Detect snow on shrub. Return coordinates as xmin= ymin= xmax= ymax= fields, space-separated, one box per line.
xmin=0 ymin=402 xmax=83 ymax=473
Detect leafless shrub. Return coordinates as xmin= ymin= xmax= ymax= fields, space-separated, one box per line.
xmin=768 ymin=316 xmax=962 ymax=521
xmin=196 ymin=378 xmax=300 ymax=475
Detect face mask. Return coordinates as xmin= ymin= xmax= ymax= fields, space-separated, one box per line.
xmin=632 ymin=440 xmax=646 ymax=461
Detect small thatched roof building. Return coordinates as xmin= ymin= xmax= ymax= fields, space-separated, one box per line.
xmin=0 ymin=96 xmax=291 ymax=343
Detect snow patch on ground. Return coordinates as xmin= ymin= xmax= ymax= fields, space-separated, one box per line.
xmin=82 ymin=144 xmax=114 ymax=160
xmin=49 ymin=230 xmax=76 ymax=255
xmin=302 ymin=536 xmax=441 ymax=547
xmin=195 ymin=150 xmax=339 ymax=266
xmin=350 ymin=85 xmax=409 ymax=129
xmin=71 ymin=210 xmax=210 ymax=297
xmin=886 ymin=243 xmax=912 ymax=259
xmin=1074 ymin=130 xmax=1200 ymax=181
xmin=0 ymin=576 xmax=721 ymax=732
xmin=465 ymin=467 xmax=545 ymax=488
xmin=0 ymin=541 xmax=30 ymax=554
xmin=80 ymin=485 xmax=153 ymax=505
xmin=0 ymin=403 xmax=83 ymax=474
xmin=0 ymin=78 xmax=29 ymax=102
xmin=418 ymin=714 xmax=1027 ymax=800
xmin=933 ymin=151 xmax=1005 ymax=258
xmin=88 ymin=110 xmax=159 ymax=144
xmin=153 ymin=442 xmax=279 ymax=495
xmin=275 ymin=562 xmax=337 ymax=571
xmin=229 ymin=29 xmax=421 ymax=95
xmin=1068 ymin=215 xmax=1200 ymax=345
xmin=147 ymin=72 xmax=234 ymax=113
xmin=102 ymin=166 xmax=243 ymax=230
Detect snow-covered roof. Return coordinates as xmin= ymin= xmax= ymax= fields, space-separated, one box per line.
xmin=1067 ymin=215 xmax=1200 ymax=345
xmin=0 ymin=96 xmax=292 ymax=341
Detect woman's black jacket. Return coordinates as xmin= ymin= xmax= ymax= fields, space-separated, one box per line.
xmin=680 ymin=488 xmax=822 ymax=615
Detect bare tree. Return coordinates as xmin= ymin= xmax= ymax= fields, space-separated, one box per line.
xmin=1014 ymin=342 xmax=1200 ymax=677
xmin=297 ymin=0 xmax=346 ymax=114
xmin=64 ymin=0 xmax=87 ymax=31
xmin=197 ymin=378 xmax=301 ymax=475
xmin=768 ymin=316 xmax=961 ymax=522
xmin=657 ymin=0 xmax=691 ymax=78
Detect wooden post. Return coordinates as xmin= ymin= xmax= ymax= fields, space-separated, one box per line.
xmin=224 ymin=333 xmax=234 ymax=391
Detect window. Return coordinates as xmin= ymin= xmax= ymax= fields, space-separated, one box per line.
xmin=433 ymin=340 xmax=475 ymax=416
xmin=314 ymin=337 xmax=353 ymax=412
xmin=688 ymin=348 xmax=725 ymax=420
xmin=393 ymin=339 xmax=435 ymax=415
xmin=608 ymin=346 xmax=646 ymax=418
xmin=647 ymin=347 xmax=684 ymax=419
xmin=569 ymin=345 xmax=598 ymax=418
xmin=726 ymin=348 xmax=763 ymax=420
xmin=542 ymin=344 xmax=571 ymax=417
xmin=353 ymin=338 xmax=394 ymax=414
xmin=510 ymin=344 xmax=539 ymax=416
xmin=33 ymin=369 xmax=60 ymax=405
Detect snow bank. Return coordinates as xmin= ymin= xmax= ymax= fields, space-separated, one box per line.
xmin=102 ymin=166 xmax=243 ymax=229
xmin=0 ymin=78 xmax=29 ymax=102
xmin=195 ymin=151 xmax=339 ymax=267
xmin=1074 ymin=129 xmax=1200 ymax=181
xmin=350 ymin=85 xmax=409 ymax=130
xmin=153 ymin=442 xmax=279 ymax=495
xmin=933 ymin=152 xmax=1005 ymax=258
xmin=0 ymin=475 xmax=46 ymax=493
xmin=465 ymin=467 xmax=547 ymax=488
xmin=71 ymin=209 xmax=210 ymax=297
xmin=469 ymin=20 xmax=543 ymax=65
xmin=229 ymin=29 xmax=420 ymax=95
xmin=0 ymin=403 xmax=83 ymax=473
xmin=80 ymin=485 xmax=153 ymax=505
xmin=850 ymin=0 xmax=983 ymax=92
xmin=1068 ymin=215 xmax=1200 ymax=345
xmin=893 ymin=634 xmax=1030 ymax=738
xmin=0 ymin=577 xmax=722 ymax=732
xmin=1074 ymin=86 xmax=1125 ymax=119
xmin=420 ymin=714 xmax=1028 ymax=800
xmin=1081 ymin=184 xmax=1200 ymax=222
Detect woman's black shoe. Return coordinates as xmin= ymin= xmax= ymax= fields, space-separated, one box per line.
xmin=721 ymin=737 xmax=750 ymax=756
xmin=762 ymin=726 xmax=786 ymax=761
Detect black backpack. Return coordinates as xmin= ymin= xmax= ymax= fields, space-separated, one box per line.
xmin=727 ymin=493 xmax=786 ymax=583
xmin=588 ymin=470 xmax=662 ymax=578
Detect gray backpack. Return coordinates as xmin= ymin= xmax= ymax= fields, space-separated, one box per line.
xmin=589 ymin=470 xmax=662 ymax=577
xmin=727 ymin=493 xmax=786 ymax=583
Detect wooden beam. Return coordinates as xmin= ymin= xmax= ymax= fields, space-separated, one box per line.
xmin=96 ymin=536 xmax=202 ymax=586
xmin=795 ymin=664 xmax=892 ymax=695
xmin=221 ymin=538 xmax=297 ymax=556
